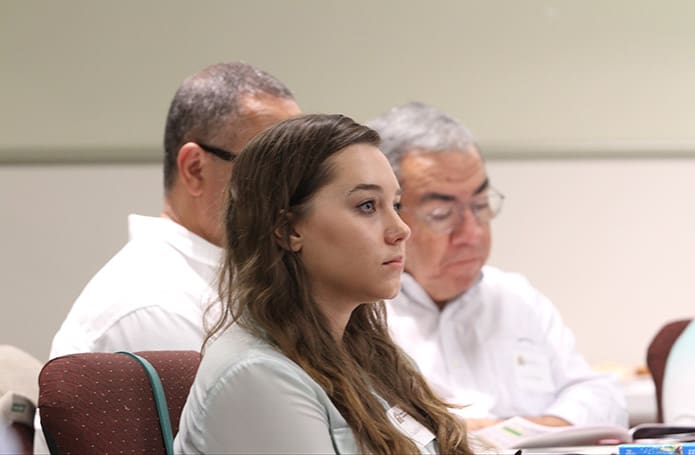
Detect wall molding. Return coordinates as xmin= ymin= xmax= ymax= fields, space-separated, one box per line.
xmin=0 ymin=146 xmax=162 ymax=165
xmin=2 ymin=141 xmax=695 ymax=165
xmin=482 ymin=141 xmax=695 ymax=160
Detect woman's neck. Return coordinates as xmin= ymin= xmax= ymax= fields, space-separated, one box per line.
xmin=313 ymin=295 xmax=360 ymax=342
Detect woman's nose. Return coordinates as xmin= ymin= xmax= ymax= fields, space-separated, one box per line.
xmin=386 ymin=211 xmax=411 ymax=244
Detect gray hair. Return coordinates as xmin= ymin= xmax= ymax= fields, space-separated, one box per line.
xmin=163 ymin=61 xmax=295 ymax=191
xmin=367 ymin=101 xmax=476 ymax=179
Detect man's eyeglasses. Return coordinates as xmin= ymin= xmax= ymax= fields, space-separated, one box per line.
xmin=196 ymin=142 xmax=237 ymax=162
xmin=404 ymin=187 xmax=505 ymax=234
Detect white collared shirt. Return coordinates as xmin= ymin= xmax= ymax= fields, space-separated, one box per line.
xmin=49 ymin=214 xmax=223 ymax=357
xmin=35 ymin=215 xmax=224 ymax=454
xmin=386 ymin=266 xmax=628 ymax=426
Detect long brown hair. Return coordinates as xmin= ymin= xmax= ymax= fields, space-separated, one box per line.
xmin=206 ymin=114 xmax=471 ymax=454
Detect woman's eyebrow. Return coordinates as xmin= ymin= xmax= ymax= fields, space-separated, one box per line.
xmin=348 ymin=183 xmax=383 ymax=194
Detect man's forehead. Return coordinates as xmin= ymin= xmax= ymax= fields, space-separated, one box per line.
xmin=400 ymin=147 xmax=485 ymax=192
xmin=227 ymin=94 xmax=300 ymax=149
xmin=407 ymin=144 xmax=478 ymax=156
xmin=238 ymin=92 xmax=300 ymax=117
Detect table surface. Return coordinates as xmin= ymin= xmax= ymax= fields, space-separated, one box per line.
xmin=520 ymin=446 xmax=619 ymax=454
xmin=622 ymin=375 xmax=657 ymax=426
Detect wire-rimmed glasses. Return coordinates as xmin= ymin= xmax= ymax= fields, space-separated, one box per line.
xmin=403 ymin=187 xmax=505 ymax=234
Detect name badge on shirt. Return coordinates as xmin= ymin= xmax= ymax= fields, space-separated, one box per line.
xmin=513 ymin=350 xmax=554 ymax=392
xmin=386 ymin=406 xmax=436 ymax=448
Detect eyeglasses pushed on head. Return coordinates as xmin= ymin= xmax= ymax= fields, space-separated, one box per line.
xmin=403 ymin=187 xmax=505 ymax=234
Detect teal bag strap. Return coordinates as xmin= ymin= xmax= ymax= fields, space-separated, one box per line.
xmin=118 ymin=351 xmax=174 ymax=455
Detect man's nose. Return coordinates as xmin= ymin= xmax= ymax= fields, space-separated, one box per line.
xmin=449 ymin=207 xmax=484 ymax=244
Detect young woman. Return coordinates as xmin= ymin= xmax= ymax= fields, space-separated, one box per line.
xmin=174 ymin=114 xmax=472 ymax=454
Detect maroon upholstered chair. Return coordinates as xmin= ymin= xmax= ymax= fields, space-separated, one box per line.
xmin=646 ymin=318 xmax=692 ymax=423
xmin=38 ymin=350 xmax=200 ymax=455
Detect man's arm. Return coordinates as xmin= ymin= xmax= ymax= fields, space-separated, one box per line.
xmin=534 ymin=289 xmax=628 ymax=426
xmin=92 ymin=306 xmax=206 ymax=353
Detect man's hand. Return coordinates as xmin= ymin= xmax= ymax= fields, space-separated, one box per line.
xmin=523 ymin=415 xmax=572 ymax=427
xmin=463 ymin=417 xmax=503 ymax=431
xmin=463 ymin=415 xmax=571 ymax=431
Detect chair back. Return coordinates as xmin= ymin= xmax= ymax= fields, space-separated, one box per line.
xmin=646 ymin=319 xmax=692 ymax=423
xmin=38 ymin=350 xmax=200 ymax=455
xmin=0 ymin=422 xmax=33 ymax=455
xmin=0 ymin=344 xmax=43 ymax=454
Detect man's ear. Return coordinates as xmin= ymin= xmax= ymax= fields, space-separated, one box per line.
xmin=176 ymin=143 xmax=205 ymax=197
xmin=274 ymin=211 xmax=303 ymax=252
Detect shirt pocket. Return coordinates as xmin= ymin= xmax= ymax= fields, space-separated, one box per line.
xmin=487 ymin=338 xmax=557 ymax=415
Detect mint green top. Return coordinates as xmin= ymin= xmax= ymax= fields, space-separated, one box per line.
xmin=174 ymin=323 xmax=440 ymax=454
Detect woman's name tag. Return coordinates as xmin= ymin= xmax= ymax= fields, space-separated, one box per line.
xmin=386 ymin=406 xmax=436 ymax=448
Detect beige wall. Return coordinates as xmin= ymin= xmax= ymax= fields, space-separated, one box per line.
xmin=4 ymin=0 xmax=695 ymax=156
xmin=2 ymin=1 xmax=694 ymax=365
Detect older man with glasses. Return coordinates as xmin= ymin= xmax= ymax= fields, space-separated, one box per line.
xmin=369 ymin=102 xmax=627 ymax=431
xmin=48 ymin=62 xmax=300 ymax=358
xmin=35 ymin=62 xmax=300 ymax=453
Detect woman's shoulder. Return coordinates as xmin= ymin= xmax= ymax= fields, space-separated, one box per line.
xmin=195 ymin=324 xmax=322 ymax=398
xmin=203 ymin=324 xmax=292 ymax=371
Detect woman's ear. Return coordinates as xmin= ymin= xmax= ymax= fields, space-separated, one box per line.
xmin=288 ymin=228 xmax=303 ymax=252
xmin=274 ymin=211 xmax=303 ymax=252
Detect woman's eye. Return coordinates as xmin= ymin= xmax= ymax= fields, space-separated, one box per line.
xmin=393 ymin=202 xmax=402 ymax=212
xmin=358 ymin=200 xmax=376 ymax=213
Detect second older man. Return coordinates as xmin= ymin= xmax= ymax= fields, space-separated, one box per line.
xmin=369 ymin=102 xmax=627 ymax=429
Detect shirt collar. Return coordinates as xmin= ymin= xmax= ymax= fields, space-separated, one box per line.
xmin=127 ymin=214 xmax=223 ymax=267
